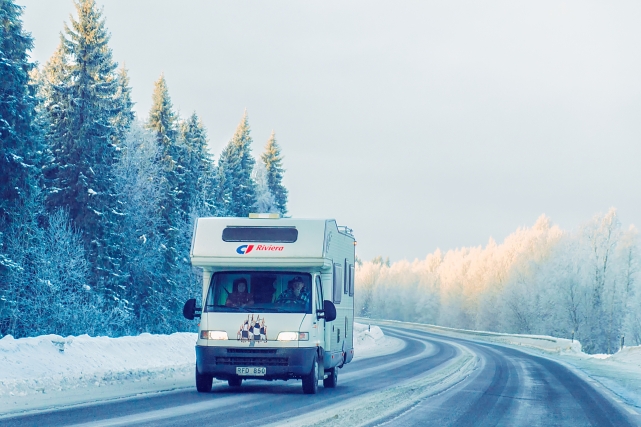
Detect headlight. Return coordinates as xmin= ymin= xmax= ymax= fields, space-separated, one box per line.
xmin=200 ymin=330 xmax=228 ymax=340
xmin=277 ymin=332 xmax=309 ymax=341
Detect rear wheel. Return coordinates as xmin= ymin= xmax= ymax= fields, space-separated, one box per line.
xmin=323 ymin=367 xmax=337 ymax=388
xmin=302 ymin=356 xmax=318 ymax=394
xmin=228 ymin=377 xmax=242 ymax=387
xmin=195 ymin=367 xmax=213 ymax=393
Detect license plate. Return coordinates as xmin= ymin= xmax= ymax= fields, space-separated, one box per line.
xmin=236 ymin=367 xmax=266 ymax=376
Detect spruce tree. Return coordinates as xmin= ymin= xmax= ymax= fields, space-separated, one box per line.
xmin=261 ymin=131 xmax=288 ymax=215
xmin=252 ymin=161 xmax=278 ymax=213
xmin=146 ymin=74 xmax=183 ymax=231
xmin=42 ymin=0 xmax=129 ymax=294
xmin=112 ymin=65 xmax=135 ymax=146
xmin=217 ymin=111 xmax=257 ymax=217
xmin=0 ymin=0 xmax=43 ymax=318
xmin=111 ymin=123 xmax=166 ymax=334
xmin=179 ymin=112 xmax=214 ymax=216
xmin=0 ymin=0 xmax=39 ymax=230
xmin=147 ymin=74 xmax=178 ymax=153
xmin=146 ymin=74 xmax=186 ymax=321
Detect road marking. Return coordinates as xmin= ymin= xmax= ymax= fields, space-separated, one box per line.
xmin=267 ymin=340 xmax=477 ymax=427
xmin=67 ymin=395 xmax=247 ymax=427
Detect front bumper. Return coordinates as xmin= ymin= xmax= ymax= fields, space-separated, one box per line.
xmin=196 ymin=345 xmax=317 ymax=380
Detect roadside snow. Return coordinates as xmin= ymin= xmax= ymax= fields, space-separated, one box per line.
xmin=353 ymin=322 xmax=405 ymax=360
xmin=0 ymin=333 xmax=198 ymax=416
xmin=0 ymin=323 xmax=401 ymax=416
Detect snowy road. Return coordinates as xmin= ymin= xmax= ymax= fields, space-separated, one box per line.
xmin=2 ymin=325 xmax=639 ymax=427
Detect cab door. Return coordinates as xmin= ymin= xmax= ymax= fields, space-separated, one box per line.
xmin=314 ymin=275 xmax=325 ymax=349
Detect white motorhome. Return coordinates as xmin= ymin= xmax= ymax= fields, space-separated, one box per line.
xmin=183 ymin=215 xmax=356 ymax=394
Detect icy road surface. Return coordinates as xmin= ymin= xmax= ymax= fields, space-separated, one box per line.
xmin=2 ymin=325 xmax=640 ymax=426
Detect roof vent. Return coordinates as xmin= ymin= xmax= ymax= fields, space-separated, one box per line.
xmin=248 ymin=213 xmax=281 ymax=219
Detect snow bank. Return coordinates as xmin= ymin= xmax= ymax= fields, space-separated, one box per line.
xmin=354 ymin=322 xmax=386 ymax=351
xmin=353 ymin=322 xmax=405 ymax=360
xmin=0 ymin=333 xmax=197 ymax=403
xmin=369 ymin=320 xmax=584 ymax=356
xmin=592 ymin=346 xmax=641 ymax=366
xmin=0 ymin=323 xmax=401 ymax=415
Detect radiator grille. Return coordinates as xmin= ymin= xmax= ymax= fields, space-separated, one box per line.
xmin=227 ymin=348 xmax=278 ymax=354
xmin=216 ymin=357 xmax=288 ymax=366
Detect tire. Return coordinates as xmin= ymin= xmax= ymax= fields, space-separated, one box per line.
xmin=228 ymin=377 xmax=242 ymax=387
xmin=323 ymin=367 xmax=337 ymax=388
xmin=195 ymin=367 xmax=213 ymax=393
xmin=302 ymin=356 xmax=318 ymax=394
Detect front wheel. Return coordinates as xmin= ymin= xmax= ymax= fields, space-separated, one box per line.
xmin=323 ymin=367 xmax=337 ymax=388
xmin=302 ymin=356 xmax=318 ymax=394
xmin=195 ymin=367 xmax=213 ymax=393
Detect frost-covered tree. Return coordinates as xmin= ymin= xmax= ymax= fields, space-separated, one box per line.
xmin=216 ymin=111 xmax=257 ymax=217
xmin=1 ymin=187 xmax=114 ymax=338
xmin=581 ymin=209 xmax=621 ymax=352
xmin=179 ymin=112 xmax=216 ymax=216
xmin=355 ymin=211 xmax=641 ymax=354
xmin=112 ymin=65 xmax=135 ymax=146
xmin=260 ymin=131 xmax=288 ymax=215
xmin=145 ymin=75 xmax=199 ymax=331
xmin=252 ymin=161 xmax=278 ymax=213
xmin=147 ymin=74 xmax=178 ymax=154
xmin=111 ymin=122 xmax=165 ymax=333
xmin=619 ymin=227 xmax=640 ymax=345
xmin=41 ymin=0 xmax=130 ymax=294
xmin=146 ymin=74 xmax=181 ymax=261
xmin=0 ymin=0 xmax=40 ymax=231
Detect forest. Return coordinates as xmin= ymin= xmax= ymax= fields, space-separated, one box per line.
xmin=355 ymin=211 xmax=641 ymax=354
xmin=2 ymin=1 xmax=639 ymax=355
xmin=0 ymin=0 xmax=288 ymax=338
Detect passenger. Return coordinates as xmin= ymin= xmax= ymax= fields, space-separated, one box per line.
xmin=276 ymin=277 xmax=310 ymax=305
xmin=225 ymin=278 xmax=254 ymax=307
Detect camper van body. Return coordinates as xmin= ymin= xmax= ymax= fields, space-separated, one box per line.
xmin=186 ymin=217 xmax=355 ymax=393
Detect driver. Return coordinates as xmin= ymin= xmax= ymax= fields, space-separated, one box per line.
xmin=225 ymin=278 xmax=254 ymax=307
xmin=276 ymin=276 xmax=310 ymax=305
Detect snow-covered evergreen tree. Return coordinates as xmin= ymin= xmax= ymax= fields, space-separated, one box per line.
xmin=41 ymin=0 xmax=130 ymax=295
xmin=111 ymin=122 xmax=166 ymax=333
xmin=179 ymin=112 xmax=216 ymax=216
xmin=112 ymin=65 xmax=135 ymax=146
xmin=1 ymin=187 xmax=111 ymax=338
xmin=146 ymin=74 xmax=181 ymax=255
xmin=0 ymin=0 xmax=40 ymax=232
xmin=146 ymin=74 xmax=192 ymax=327
xmin=252 ymin=161 xmax=278 ymax=213
xmin=261 ymin=131 xmax=288 ymax=215
xmin=216 ymin=110 xmax=257 ymax=217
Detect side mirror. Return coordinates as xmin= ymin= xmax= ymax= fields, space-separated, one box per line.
xmin=183 ymin=298 xmax=201 ymax=320
xmin=320 ymin=300 xmax=337 ymax=322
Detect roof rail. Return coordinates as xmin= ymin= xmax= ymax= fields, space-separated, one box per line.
xmin=337 ymin=225 xmax=354 ymax=237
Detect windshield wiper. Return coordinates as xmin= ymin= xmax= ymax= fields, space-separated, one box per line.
xmin=253 ymin=307 xmax=280 ymax=313
xmin=209 ymin=305 xmax=251 ymax=312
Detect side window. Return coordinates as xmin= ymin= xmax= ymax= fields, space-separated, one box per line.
xmin=333 ymin=263 xmax=342 ymax=304
xmin=345 ymin=316 xmax=348 ymax=338
xmin=315 ymin=276 xmax=323 ymax=312
xmin=344 ymin=258 xmax=349 ymax=294
xmin=349 ymin=264 xmax=355 ymax=297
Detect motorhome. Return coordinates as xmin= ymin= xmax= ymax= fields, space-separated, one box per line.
xmin=183 ymin=214 xmax=356 ymax=394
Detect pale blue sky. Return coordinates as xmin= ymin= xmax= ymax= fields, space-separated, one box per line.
xmin=18 ymin=0 xmax=641 ymax=261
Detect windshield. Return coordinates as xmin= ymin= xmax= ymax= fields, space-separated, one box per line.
xmin=204 ymin=272 xmax=313 ymax=314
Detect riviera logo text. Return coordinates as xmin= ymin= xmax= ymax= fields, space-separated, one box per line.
xmin=236 ymin=244 xmax=284 ymax=254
